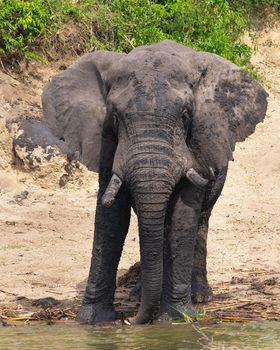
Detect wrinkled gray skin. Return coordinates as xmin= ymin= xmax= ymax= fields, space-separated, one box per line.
xmin=42 ymin=40 xmax=268 ymax=324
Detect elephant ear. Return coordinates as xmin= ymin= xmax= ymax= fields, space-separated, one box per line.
xmin=42 ymin=51 xmax=124 ymax=172
xmin=190 ymin=53 xmax=268 ymax=172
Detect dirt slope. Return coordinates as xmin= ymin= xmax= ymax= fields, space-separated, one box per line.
xmin=0 ymin=26 xmax=279 ymax=317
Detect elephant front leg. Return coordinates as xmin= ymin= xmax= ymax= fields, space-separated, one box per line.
xmin=191 ymin=210 xmax=213 ymax=303
xmin=76 ymin=183 xmax=131 ymax=324
xmin=160 ymin=182 xmax=204 ymax=320
xmin=191 ymin=165 xmax=228 ymax=303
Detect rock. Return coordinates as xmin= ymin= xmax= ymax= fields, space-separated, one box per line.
xmin=12 ymin=119 xmax=77 ymax=170
xmin=8 ymin=118 xmax=94 ymax=189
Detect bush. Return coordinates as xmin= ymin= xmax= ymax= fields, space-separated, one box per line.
xmin=163 ymin=0 xmax=251 ymax=68
xmin=104 ymin=0 xmax=169 ymax=51
xmin=229 ymin=0 xmax=280 ymax=12
xmin=0 ymin=0 xmax=51 ymax=62
xmin=102 ymin=0 xmax=252 ymax=69
xmin=228 ymin=0 xmax=280 ymax=26
xmin=0 ymin=0 xmax=279 ymax=72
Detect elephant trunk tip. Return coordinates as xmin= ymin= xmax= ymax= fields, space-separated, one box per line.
xmin=101 ymin=173 xmax=123 ymax=207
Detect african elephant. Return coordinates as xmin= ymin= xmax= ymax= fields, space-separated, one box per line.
xmin=42 ymin=40 xmax=268 ymax=324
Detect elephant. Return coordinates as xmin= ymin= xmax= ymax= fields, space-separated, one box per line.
xmin=42 ymin=40 xmax=268 ymax=324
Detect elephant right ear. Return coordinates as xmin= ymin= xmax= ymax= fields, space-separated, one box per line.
xmin=190 ymin=53 xmax=268 ymax=172
xmin=42 ymin=51 xmax=124 ymax=172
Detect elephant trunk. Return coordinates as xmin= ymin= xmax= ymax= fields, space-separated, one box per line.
xmin=126 ymin=150 xmax=176 ymax=323
xmin=135 ymin=200 xmax=167 ymax=323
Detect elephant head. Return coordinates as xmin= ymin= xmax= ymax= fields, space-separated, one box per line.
xmin=42 ymin=40 xmax=268 ymax=323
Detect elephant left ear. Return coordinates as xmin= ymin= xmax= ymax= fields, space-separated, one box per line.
xmin=190 ymin=54 xmax=268 ymax=172
xmin=41 ymin=51 xmax=125 ymax=173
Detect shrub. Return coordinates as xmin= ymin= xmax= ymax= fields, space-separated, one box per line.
xmin=228 ymin=0 xmax=280 ymax=26
xmin=164 ymin=0 xmax=251 ymax=68
xmin=229 ymin=0 xmax=280 ymax=12
xmin=0 ymin=0 xmax=51 ymax=62
xmin=104 ymin=0 xmax=170 ymax=51
xmin=0 ymin=0 xmax=279 ymax=72
xmin=102 ymin=0 xmax=252 ymax=67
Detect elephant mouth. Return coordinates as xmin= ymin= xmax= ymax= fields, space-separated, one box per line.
xmin=102 ymin=168 xmax=208 ymax=208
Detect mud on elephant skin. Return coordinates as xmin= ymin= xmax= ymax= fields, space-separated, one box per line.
xmin=41 ymin=40 xmax=268 ymax=324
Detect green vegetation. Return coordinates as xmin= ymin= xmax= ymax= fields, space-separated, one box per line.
xmin=228 ymin=0 xmax=280 ymax=26
xmin=107 ymin=0 xmax=251 ymax=68
xmin=229 ymin=0 xmax=280 ymax=13
xmin=0 ymin=0 xmax=279 ymax=70
xmin=0 ymin=0 xmax=49 ymax=62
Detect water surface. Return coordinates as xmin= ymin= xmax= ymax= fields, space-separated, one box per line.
xmin=0 ymin=321 xmax=279 ymax=349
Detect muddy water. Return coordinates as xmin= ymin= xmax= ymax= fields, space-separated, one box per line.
xmin=0 ymin=321 xmax=279 ymax=349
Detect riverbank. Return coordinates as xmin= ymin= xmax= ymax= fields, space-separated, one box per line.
xmin=0 ymin=24 xmax=280 ymax=324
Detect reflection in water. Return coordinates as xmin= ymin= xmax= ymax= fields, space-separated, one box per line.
xmin=0 ymin=321 xmax=279 ymax=350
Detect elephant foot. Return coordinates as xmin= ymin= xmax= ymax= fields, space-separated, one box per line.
xmin=127 ymin=314 xmax=152 ymax=325
xmin=158 ymin=302 xmax=195 ymax=322
xmin=76 ymin=302 xmax=117 ymax=325
xmin=191 ymin=274 xmax=213 ymax=303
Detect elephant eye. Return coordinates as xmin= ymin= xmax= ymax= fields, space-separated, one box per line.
xmin=182 ymin=111 xmax=191 ymax=131
xmin=112 ymin=114 xmax=119 ymax=135
xmin=182 ymin=111 xmax=192 ymax=142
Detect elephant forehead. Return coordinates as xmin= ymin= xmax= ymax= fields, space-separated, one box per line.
xmin=108 ymin=78 xmax=193 ymax=116
xmin=108 ymin=52 xmax=196 ymax=114
xmin=112 ymin=50 xmax=199 ymax=87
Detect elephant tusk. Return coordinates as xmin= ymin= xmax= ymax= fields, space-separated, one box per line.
xmin=186 ymin=168 xmax=209 ymax=188
xmin=101 ymin=174 xmax=123 ymax=208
